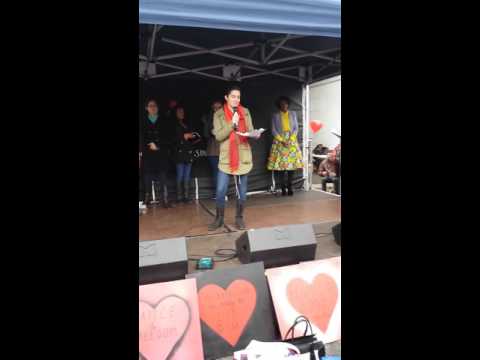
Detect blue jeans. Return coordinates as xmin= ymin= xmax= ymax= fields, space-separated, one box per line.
xmin=176 ymin=163 xmax=192 ymax=183
xmin=207 ymin=156 xmax=219 ymax=188
xmin=216 ymin=170 xmax=248 ymax=208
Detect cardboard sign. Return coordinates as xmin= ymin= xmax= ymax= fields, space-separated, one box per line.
xmin=139 ymin=278 xmax=204 ymax=360
xmin=266 ymin=257 xmax=341 ymax=344
xmin=187 ymin=262 xmax=277 ymax=360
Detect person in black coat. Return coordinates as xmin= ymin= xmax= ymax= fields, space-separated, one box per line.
xmin=140 ymin=99 xmax=175 ymax=208
xmin=174 ymin=106 xmax=201 ymax=203
xmin=139 ymin=135 xmax=144 ymax=202
xmin=201 ymin=100 xmax=223 ymax=194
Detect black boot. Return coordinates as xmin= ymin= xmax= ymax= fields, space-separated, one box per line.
xmin=163 ymin=186 xmax=175 ymax=208
xmin=144 ymin=192 xmax=153 ymax=208
xmin=279 ymin=171 xmax=287 ymax=196
xmin=287 ymin=171 xmax=294 ymax=196
xmin=287 ymin=184 xmax=293 ymax=196
xmin=183 ymin=181 xmax=193 ymax=204
xmin=235 ymin=201 xmax=246 ymax=230
xmin=176 ymin=182 xmax=183 ymax=203
xmin=208 ymin=207 xmax=225 ymax=231
xmin=154 ymin=182 xmax=167 ymax=208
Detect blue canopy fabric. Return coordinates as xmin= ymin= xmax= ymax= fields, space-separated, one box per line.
xmin=139 ymin=0 xmax=340 ymax=37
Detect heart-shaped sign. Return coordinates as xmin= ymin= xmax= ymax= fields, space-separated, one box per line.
xmin=139 ymin=295 xmax=191 ymax=360
xmin=198 ymin=279 xmax=256 ymax=347
xmin=286 ymin=274 xmax=338 ymax=333
xmin=309 ymin=120 xmax=323 ymax=134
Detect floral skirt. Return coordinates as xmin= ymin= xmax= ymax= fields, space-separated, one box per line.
xmin=267 ymin=133 xmax=304 ymax=171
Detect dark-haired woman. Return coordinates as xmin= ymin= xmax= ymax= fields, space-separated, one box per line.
xmin=208 ymin=85 xmax=260 ymax=231
xmin=141 ymin=99 xmax=175 ymax=208
xmin=267 ymin=96 xmax=303 ymax=196
xmin=174 ymin=106 xmax=201 ymax=204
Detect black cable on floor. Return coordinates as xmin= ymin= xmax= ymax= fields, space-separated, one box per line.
xmin=214 ymin=248 xmax=238 ymax=261
xmin=188 ymin=248 xmax=238 ymax=262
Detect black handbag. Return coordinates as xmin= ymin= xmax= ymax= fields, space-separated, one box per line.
xmin=186 ymin=133 xmax=202 ymax=163
xmin=283 ymin=315 xmax=326 ymax=359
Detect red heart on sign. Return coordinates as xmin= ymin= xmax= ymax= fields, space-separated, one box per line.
xmin=139 ymin=295 xmax=191 ymax=360
xmin=309 ymin=121 xmax=323 ymax=133
xmin=286 ymin=274 xmax=338 ymax=333
xmin=198 ymin=279 xmax=256 ymax=347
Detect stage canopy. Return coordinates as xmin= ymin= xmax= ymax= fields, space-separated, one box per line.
xmin=139 ymin=0 xmax=340 ymax=37
xmin=139 ymin=25 xmax=340 ymax=84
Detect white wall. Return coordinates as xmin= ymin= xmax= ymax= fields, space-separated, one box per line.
xmin=309 ymin=75 xmax=341 ymax=149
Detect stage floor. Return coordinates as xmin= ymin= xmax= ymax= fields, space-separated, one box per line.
xmin=139 ymin=190 xmax=341 ymax=241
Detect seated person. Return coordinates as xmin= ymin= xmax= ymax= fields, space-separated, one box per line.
xmin=312 ymin=143 xmax=329 ymax=172
xmin=318 ymin=150 xmax=340 ymax=194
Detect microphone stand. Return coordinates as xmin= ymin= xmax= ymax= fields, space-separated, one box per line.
xmin=232 ymin=108 xmax=241 ymax=199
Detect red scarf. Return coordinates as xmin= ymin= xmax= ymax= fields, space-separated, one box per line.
xmin=223 ymin=103 xmax=248 ymax=173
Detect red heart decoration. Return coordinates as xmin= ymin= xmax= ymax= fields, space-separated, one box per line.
xmin=309 ymin=121 xmax=323 ymax=134
xmin=139 ymin=295 xmax=191 ymax=360
xmin=286 ymin=274 xmax=338 ymax=333
xmin=198 ymin=279 xmax=256 ymax=347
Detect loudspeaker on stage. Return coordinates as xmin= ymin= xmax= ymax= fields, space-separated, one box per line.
xmin=139 ymin=237 xmax=188 ymax=284
xmin=235 ymin=224 xmax=317 ymax=268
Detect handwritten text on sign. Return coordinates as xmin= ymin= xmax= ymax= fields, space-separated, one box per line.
xmin=198 ymin=279 xmax=257 ymax=347
xmin=139 ymin=295 xmax=191 ymax=360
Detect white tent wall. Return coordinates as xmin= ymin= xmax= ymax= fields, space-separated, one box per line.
xmin=140 ymin=77 xmax=304 ymax=199
xmin=309 ymin=75 xmax=341 ymax=149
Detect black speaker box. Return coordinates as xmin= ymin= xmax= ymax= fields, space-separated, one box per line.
xmin=332 ymin=223 xmax=341 ymax=246
xmin=139 ymin=237 xmax=188 ymax=285
xmin=236 ymin=224 xmax=317 ymax=268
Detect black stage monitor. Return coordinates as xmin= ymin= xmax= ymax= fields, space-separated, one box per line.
xmin=236 ymin=224 xmax=317 ymax=268
xmin=139 ymin=237 xmax=188 ymax=285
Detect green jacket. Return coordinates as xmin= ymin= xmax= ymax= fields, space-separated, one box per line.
xmin=213 ymin=107 xmax=254 ymax=175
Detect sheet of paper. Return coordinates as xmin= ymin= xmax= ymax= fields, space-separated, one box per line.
xmin=236 ymin=128 xmax=265 ymax=138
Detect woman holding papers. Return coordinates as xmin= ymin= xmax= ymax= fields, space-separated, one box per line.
xmin=208 ymin=84 xmax=260 ymax=231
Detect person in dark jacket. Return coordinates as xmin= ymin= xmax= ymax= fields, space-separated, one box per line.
xmin=140 ymin=99 xmax=175 ymax=208
xmin=139 ymin=125 xmax=143 ymax=202
xmin=174 ymin=106 xmax=201 ymax=203
xmin=201 ymin=100 xmax=223 ymax=194
xmin=165 ymin=99 xmax=177 ymax=121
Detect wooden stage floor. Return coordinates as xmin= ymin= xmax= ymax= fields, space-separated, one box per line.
xmin=139 ymin=190 xmax=341 ymax=241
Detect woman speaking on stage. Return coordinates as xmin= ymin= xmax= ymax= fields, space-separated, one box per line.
xmin=208 ymin=84 xmax=260 ymax=231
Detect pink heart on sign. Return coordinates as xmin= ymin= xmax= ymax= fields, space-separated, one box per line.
xmin=139 ymin=295 xmax=191 ymax=360
xmin=286 ymin=274 xmax=338 ymax=333
xmin=198 ymin=279 xmax=257 ymax=347
xmin=309 ymin=121 xmax=323 ymax=134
